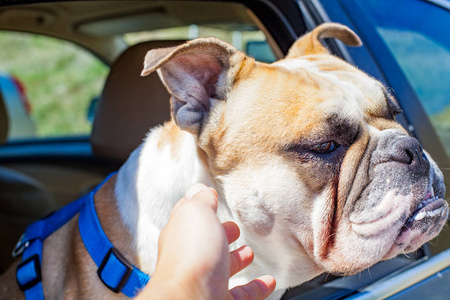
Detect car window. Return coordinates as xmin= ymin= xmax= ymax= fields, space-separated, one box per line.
xmin=356 ymin=0 xmax=450 ymax=157
xmin=0 ymin=31 xmax=109 ymax=141
xmin=0 ymin=24 xmax=275 ymax=143
xmin=124 ymin=25 xmax=277 ymax=63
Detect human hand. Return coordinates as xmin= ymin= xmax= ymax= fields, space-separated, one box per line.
xmin=138 ymin=184 xmax=276 ymax=300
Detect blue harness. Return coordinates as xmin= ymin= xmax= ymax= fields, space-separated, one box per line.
xmin=13 ymin=173 xmax=150 ymax=299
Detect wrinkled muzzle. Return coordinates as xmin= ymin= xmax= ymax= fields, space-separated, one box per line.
xmin=319 ymin=131 xmax=448 ymax=274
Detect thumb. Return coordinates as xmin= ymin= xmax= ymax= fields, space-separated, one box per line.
xmin=185 ymin=183 xmax=219 ymax=213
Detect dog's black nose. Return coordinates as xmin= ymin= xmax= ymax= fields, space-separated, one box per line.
xmin=390 ymin=137 xmax=429 ymax=175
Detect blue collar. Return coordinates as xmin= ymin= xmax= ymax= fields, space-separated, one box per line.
xmin=14 ymin=173 xmax=150 ymax=299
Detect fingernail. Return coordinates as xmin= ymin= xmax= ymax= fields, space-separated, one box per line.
xmin=185 ymin=183 xmax=208 ymax=200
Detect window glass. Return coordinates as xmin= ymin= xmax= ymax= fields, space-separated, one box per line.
xmin=0 ymin=31 xmax=109 ymax=141
xmin=358 ymin=0 xmax=450 ymax=156
xmin=124 ymin=25 xmax=276 ymax=63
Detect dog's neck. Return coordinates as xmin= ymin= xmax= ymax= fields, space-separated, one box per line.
xmin=113 ymin=122 xmax=218 ymax=273
xmin=112 ymin=122 xmax=321 ymax=296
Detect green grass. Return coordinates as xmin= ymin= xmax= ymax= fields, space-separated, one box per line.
xmin=432 ymin=107 xmax=450 ymax=156
xmin=0 ymin=31 xmax=109 ymax=138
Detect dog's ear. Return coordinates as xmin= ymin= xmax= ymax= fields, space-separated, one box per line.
xmin=285 ymin=23 xmax=362 ymax=58
xmin=141 ymin=38 xmax=247 ymax=136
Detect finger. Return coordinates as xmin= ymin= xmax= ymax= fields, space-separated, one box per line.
xmin=229 ymin=245 xmax=254 ymax=277
xmin=172 ymin=198 xmax=186 ymax=211
xmin=223 ymin=221 xmax=240 ymax=244
xmin=229 ymin=276 xmax=276 ymax=300
xmin=185 ymin=183 xmax=210 ymax=200
xmin=208 ymin=187 xmax=219 ymax=199
xmin=185 ymin=183 xmax=219 ymax=212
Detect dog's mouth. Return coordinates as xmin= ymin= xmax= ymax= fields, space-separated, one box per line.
xmin=381 ymin=189 xmax=448 ymax=258
xmin=403 ymin=190 xmax=447 ymax=229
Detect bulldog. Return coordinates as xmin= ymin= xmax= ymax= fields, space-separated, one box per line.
xmin=0 ymin=23 xmax=448 ymax=299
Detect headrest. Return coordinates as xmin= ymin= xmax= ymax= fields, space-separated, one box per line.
xmin=91 ymin=40 xmax=185 ymax=161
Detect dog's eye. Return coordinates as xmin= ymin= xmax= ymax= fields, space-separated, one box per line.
xmin=310 ymin=141 xmax=339 ymax=154
xmin=392 ymin=108 xmax=403 ymax=116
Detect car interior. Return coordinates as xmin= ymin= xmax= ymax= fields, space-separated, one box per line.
xmin=0 ymin=0 xmax=447 ymax=299
xmin=0 ymin=0 xmax=283 ymax=276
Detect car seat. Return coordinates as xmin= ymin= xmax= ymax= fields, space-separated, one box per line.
xmin=90 ymin=40 xmax=185 ymax=161
xmin=0 ymin=90 xmax=56 ymax=274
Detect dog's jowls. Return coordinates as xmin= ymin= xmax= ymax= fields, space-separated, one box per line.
xmin=1 ymin=23 xmax=447 ymax=299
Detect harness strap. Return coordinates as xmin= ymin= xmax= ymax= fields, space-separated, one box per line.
xmin=78 ymin=189 xmax=150 ymax=297
xmin=15 ymin=172 xmax=149 ymax=299
xmin=16 ymin=239 xmax=44 ymax=299
xmin=22 ymin=195 xmax=88 ymax=244
xmin=15 ymin=193 xmax=89 ymax=297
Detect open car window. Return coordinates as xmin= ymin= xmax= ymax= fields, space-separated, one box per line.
xmin=0 ymin=31 xmax=109 ymax=141
xmin=0 ymin=1 xmax=277 ymax=142
xmin=356 ymin=0 xmax=450 ymax=158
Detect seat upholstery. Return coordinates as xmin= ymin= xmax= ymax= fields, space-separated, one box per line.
xmin=0 ymin=91 xmax=56 ymax=273
xmin=0 ymin=167 xmax=56 ymax=273
xmin=91 ymin=40 xmax=185 ymax=161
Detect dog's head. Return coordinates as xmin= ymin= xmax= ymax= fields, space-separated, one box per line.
xmin=142 ymin=23 xmax=448 ymax=276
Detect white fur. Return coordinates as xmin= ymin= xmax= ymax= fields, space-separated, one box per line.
xmin=220 ymin=159 xmax=323 ymax=290
xmin=115 ymin=126 xmax=216 ymax=273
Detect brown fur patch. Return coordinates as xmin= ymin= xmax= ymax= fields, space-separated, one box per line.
xmin=157 ymin=120 xmax=184 ymax=159
xmin=286 ymin=23 xmax=361 ymax=58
